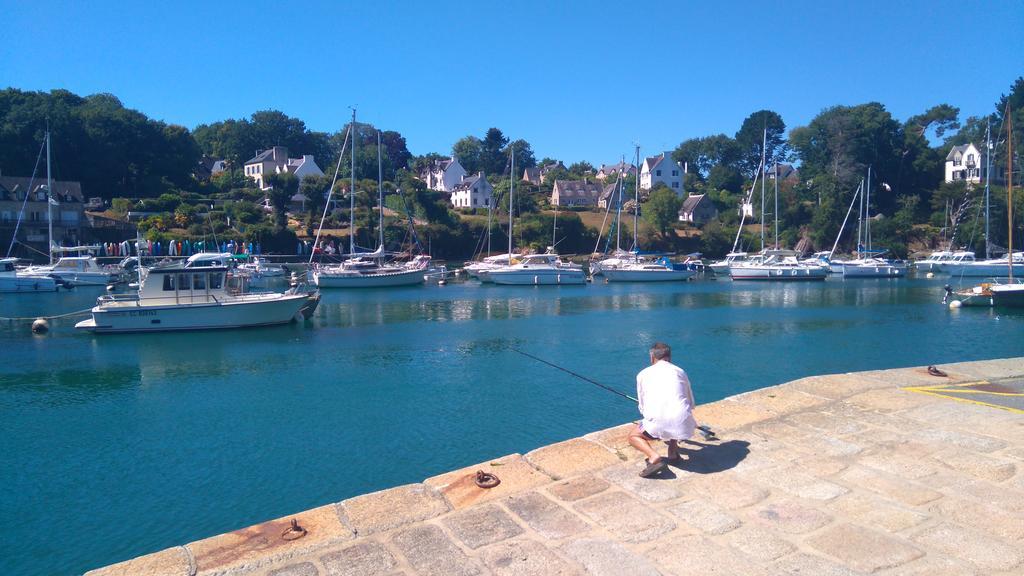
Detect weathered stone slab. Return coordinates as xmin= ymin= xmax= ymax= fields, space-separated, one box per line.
xmin=856 ymin=448 xmax=939 ymax=480
xmin=684 ymin=472 xmax=769 ymax=510
xmin=826 ymin=493 xmax=928 ymax=533
xmin=266 ymin=562 xmax=319 ymax=576
xmin=504 ymin=492 xmax=590 ymax=540
xmin=942 ymin=357 xmax=1024 ymax=380
xmin=930 ymin=497 xmax=1024 ymax=542
xmin=665 ymin=499 xmax=740 ymax=535
xmin=859 ymin=365 xmax=974 ymax=387
xmin=930 ymin=449 xmax=1017 ymax=482
xmin=912 ymin=523 xmax=1023 ymax=572
xmin=692 ymin=400 xmax=773 ymax=429
xmin=546 ymin=475 xmax=610 ymax=502
xmin=749 ymin=498 xmax=832 ymax=534
xmin=770 ymin=553 xmax=864 ymax=576
xmin=425 ymin=453 xmax=552 ymax=510
xmin=525 ymin=438 xmax=622 ymax=479
xmin=732 ymin=386 xmax=831 ymax=418
xmin=320 ymin=541 xmax=397 ymax=576
xmin=188 ymin=504 xmax=353 ymax=575
xmin=646 ymin=534 xmax=765 ymax=576
xmin=573 ymin=491 xmax=676 ymax=543
xmin=85 ymin=546 xmax=192 ymax=576
xmin=790 ymin=454 xmax=849 ymax=477
xmin=390 ymin=524 xmax=480 ymax=576
xmin=339 ymin=484 xmax=448 ymax=535
xmin=742 ymin=465 xmax=849 ymax=501
xmin=723 ymin=526 xmax=795 ymax=562
xmin=836 ymin=466 xmax=943 ymax=506
xmin=936 ymin=476 xmax=1024 ymax=513
xmin=584 ymin=423 xmax=638 ymax=453
xmin=844 ymin=388 xmax=937 ymax=412
xmin=442 ymin=503 xmax=523 ymax=550
xmin=786 ymin=410 xmax=871 ymax=436
xmin=807 ymin=523 xmax=923 ymax=573
xmin=601 ymin=461 xmax=685 ymax=502
xmin=790 ymin=373 xmax=893 ymax=400
xmin=559 ymin=538 xmax=661 ymax=576
xmin=882 ymin=554 xmax=979 ymax=576
xmin=480 ymin=539 xmax=581 ymax=576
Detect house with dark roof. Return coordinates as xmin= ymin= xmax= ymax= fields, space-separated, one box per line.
xmin=767 ymin=163 xmax=799 ymax=182
xmin=551 ymin=179 xmax=604 ymax=207
xmin=640 ymin=152 xmax=683 ymax=192
xmin=419 ymin=157 xmax=467 ymax=192
xmin=677 ymin=193 xmax=718 ymax=226
xmin=595 ymin=162 xmax=637 ymax=181
xmin=598 ymin=182 xmax=627 ymax=209
xmin=522 ymin=161 xmax=564 ymax=185
xmin=450 ymin=172 xmax=494 ymax=209
xmin=243 ymin=146 xmax=324 ymax=190
xmin=0 ymin=176 xmax=86 ymax=251
xmin=195 ymin=156 xmax=229 ymax=181
xmin=945 ymin=143 xmax=982 ymax=185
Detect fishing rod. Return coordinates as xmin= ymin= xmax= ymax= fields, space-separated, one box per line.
xmin=511 ymin=348 xmax=717 ymax=440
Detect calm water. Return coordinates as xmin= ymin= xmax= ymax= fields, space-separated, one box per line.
xmin=2 ymin=277 xmax=1023 ymax=575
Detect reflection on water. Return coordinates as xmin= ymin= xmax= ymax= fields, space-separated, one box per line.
xmin=2 ymin=276 xmax=1024 ymax=576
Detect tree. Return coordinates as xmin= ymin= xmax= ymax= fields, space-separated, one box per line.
xmin=480 ymin=128 xmax=509 ymax=175
xmin=264 ymin=172 xmax=298 ymax=229
xmin=452 ymin=136 xmax=483 ymax=173
xmin=300 ymin=175 xmax=331 ymax=234
xmin=672 ymin=134 xmax=740 ymax=178
xmin=506 ymin=139 xmax=536 ymax=170
xmin=567 ymin=161 xmax=595 ymax=178
xmin=643 ymin=186 xmax=682 ymax=238
xmin=734 ymin=110 xmax=790 ymax=177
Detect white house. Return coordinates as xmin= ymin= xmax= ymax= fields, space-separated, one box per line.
xmin=945 ymin=143 xmax=982 ymax=185
xmin=450 ymin=172 xmax=493 ymax=209
xmin=551 ymin=180 xmax=604 ymax=207
xmin=640 ymin=152 xmax=683 ymax=192
xmin=243 ymin=146 xmax=324 ymax=190
xmin=595 ymin=162 xmax=637 ymax=181
xmin=420 ymin=157 xmax=467 ymax=192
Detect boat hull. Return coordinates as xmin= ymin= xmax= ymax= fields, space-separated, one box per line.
xmin=729 ymin=265 xmax=828 ymax=281
xmin=941 ymin=263 xmax=1024 ymax=277
xmin=991 ymin=284 xmax=1024 ymax=307
xmin=489 ymin=269 xmax=586 ymax=285
xmin=0 ymin=275 xmax=59 ymax=292
xmin=841 ymin=264 xmax=907 ymax=278
xmin=602 ymin=268 xmax=695 ymax=282
xmin=313 ymin=267 xmax=426 ymax=288
xmin=75 ymin=293 xmax=310 ymax=333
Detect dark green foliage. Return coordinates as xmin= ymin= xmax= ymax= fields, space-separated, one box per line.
xmin=644 ymin=186 xmax=682 ymax=238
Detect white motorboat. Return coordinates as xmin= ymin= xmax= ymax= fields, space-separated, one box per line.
xmin=75 ymin=261 xmax=316 ymax=333
xmin=602 ymin=258 xmax=695 ymax=282
xmin=0 ymin=258 xmax=60 ymax=292
xmin=837 ymin=257 xmax=908 ymax=278
xmin=589 ymin=250 xmax=635 ymax=276
xmin=730 ymin=252 xmax=829 ymax=281
xmin=21 ymin=255 xmax=122 ymax=286
xmin=313 ymin=255 xmax=432 ymax=288
xmin=238 ymin=256 xmax=286 ymax=277
xmin=464 ymin=254 xmax=513 ymax=279
xmin=914 ymin=250 xmax=954 ymax=273
xmin=942 ymin=252 xmax=1024 ymax=277
xmin=487 ymin=254 xmax=586 ymax=285
xmin=709 ymin=252 xmax=749 ymax=275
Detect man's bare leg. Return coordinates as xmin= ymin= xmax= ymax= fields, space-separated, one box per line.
xmin=628 ymin=424 xmax=662 ymax=464
xmin=666 ymin=440 xmax=681 ymax=461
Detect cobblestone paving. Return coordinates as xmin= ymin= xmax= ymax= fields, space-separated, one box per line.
xmin=89 ymin=358 xmax=1024 ymax=576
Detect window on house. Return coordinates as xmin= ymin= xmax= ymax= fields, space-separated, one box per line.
xmin=672 ymin=170 xmax=678 ymax=176
xmin=672 ymin=182 xmax=680 ymax=188
xmin=656 ymin=170 xmax=662 ymax=176
xmin=967 ymin=154 xmax=974 ymax=164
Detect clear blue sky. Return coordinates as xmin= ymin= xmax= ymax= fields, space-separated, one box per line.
xmin=3 ymin=0 xmax=1021 ymax=165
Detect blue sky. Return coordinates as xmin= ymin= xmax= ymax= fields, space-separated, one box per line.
xmin=2 ymin=1 xmax=1021 ymax=165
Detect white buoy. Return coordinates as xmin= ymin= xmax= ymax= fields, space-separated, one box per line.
xmin=32 ymin=318 xmax=49 ymax=334
xmin=438 ymin=279 xmax=447 ymax=285
xmin=949 ymin=300 xmax=962 ymax=309
xmin=926 ymin=272 xmax=934 ymax=279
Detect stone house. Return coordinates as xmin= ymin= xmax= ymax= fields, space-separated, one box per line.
xmin=640 ymin=152 xmax=683 ymax=192
xmin=243 ymin=146 xmax=324 ymax=190
xmin=551 ymin=180 xmax=604 ymax=207
xmin=420 ymin=157 xmax=467 ymax=192
xmin=595 ymin=162 xmax=637 ymax=181
xmin=522 ymin=161 xmax=565 ymax=185
xmin=450 ymin=172 xmax=493 ymax=209
xmin=677 ymin=194 xmax=718 ymax=225
xmin=0 ymin=176 xmax=85 ymax=250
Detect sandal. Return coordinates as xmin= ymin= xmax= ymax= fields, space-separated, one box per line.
xmin=639 ymin=458 xmax=668 ymax=478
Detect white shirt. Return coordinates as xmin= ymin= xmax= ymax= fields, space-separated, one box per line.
xmin=636 ymin=360 xmax=696 ymax=440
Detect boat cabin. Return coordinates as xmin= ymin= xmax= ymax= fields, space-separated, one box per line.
xmin=139 ymin=265 xmax=235 ymax=303
xmin=51 ymin=256 xmax=105 ymax=273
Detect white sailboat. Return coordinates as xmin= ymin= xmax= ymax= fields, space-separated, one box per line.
xmin=603 ymin=145 xmax=694 ymax=282
xmin=313 ymin=113 xmax=430 ymax=288
xmin=829 ymin=167 xmax=907 ymax=278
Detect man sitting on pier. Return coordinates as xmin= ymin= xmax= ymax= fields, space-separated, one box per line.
xmin=629 ymin=342 xmax=697 ymax=477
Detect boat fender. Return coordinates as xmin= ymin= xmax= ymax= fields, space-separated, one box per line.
xmin=949 ymin=300 xmax=962 ymax=309
xmin=31 ymin=318 xmax=49 ymax=334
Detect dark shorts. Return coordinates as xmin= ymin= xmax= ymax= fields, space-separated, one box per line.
xmin=635 ymin=422 xmax=659 ymax=441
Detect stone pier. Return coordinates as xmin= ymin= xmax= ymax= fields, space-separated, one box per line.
xmin=89 ymin=358 xmax=1024 ymax=576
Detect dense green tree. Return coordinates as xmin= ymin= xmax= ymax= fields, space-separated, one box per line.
xmin=480 ymin=128 xmax=509 ymax=176
xmin=672 ymin=134 xmax=740 ymax=178
xmin=264 ymin=172 xmax=298 ymax=229
xmin=734 ymin=110 xmax=790 ymax=177
xmin=506 ymin=139 xmax=536 ymax=170
xmin=452 ymin=135 xmax=483 ymax=173
xmin=643 ymin=186 xmax=682 ymax=238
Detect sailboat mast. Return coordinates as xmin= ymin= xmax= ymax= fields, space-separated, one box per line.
xmin=985 ymin=121 xmax=992 ymax=259
xmin=1007 ymin=105 xmax=1015 ymax=282
xmin=377 ymin=130 xmax=384 ymax=250
xmin=774 ymin=162 xmax=779 ymax=250
xmin=760 ymin=128 xmax=766 ymax=253
xmin=508 ymin=147 xmax=514 ymax=258
xmin=866 ymin=166 xmax=872 ymax=254
xmin=349 ymin=109 xmax=356 ymax=256
xmin=615 ymin=158 xmax=623 ymax=251
xmin=857 ymin=167 xmax=865 ymax=256
xmin=633 ymin=144 xmax=640 ymax=252
xmin=46 ymin=128 xmax=53 ymax=265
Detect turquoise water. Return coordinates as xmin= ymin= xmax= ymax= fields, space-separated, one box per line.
xmin=2 ymin=277 xmax=1023 ymax=575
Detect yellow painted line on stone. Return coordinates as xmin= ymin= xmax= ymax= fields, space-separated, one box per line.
xmin=902 ymin=383 xmax=1024 ymax=415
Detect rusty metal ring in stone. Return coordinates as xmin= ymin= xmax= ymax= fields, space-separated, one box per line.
xmin=475 ymin=470 xmax=500 ymax=489
xmin=281 ymin=518 xmax=307 ymax=541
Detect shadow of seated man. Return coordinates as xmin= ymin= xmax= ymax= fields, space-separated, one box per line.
xmin=669 ymin=439 xmax=751 ymax=474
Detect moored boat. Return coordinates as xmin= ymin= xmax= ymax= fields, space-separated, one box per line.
xmin=0 ymin=258 xmax=60 ymax=292
xmin=487 ymin=253 xmax=586 ymax=285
